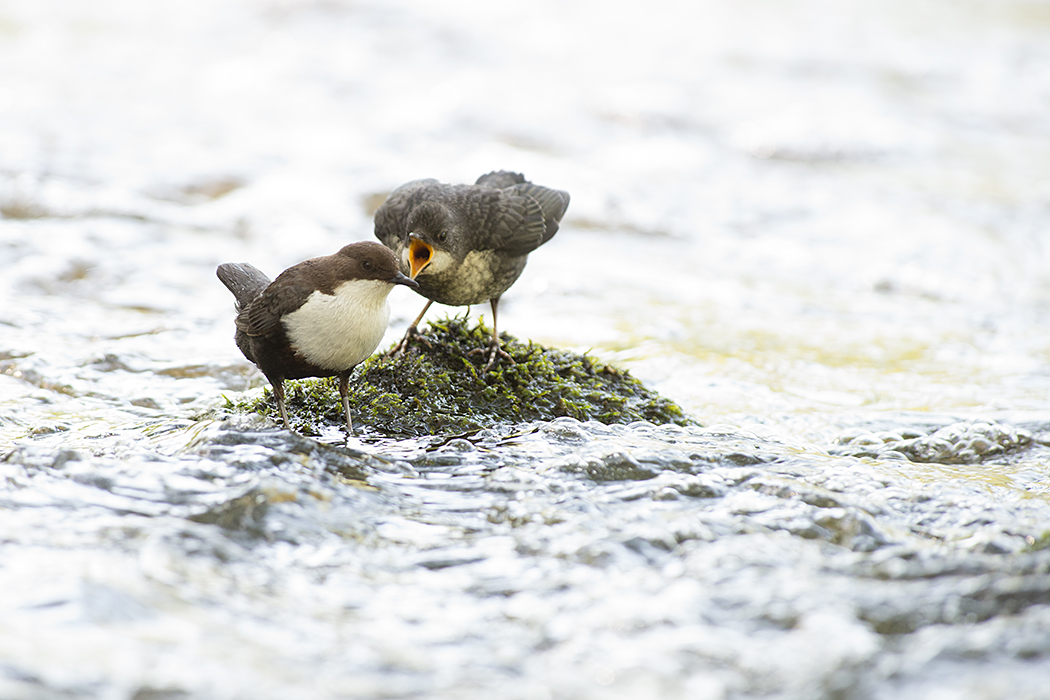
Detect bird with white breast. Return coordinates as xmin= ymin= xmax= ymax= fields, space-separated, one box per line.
xmin=217 ymin=241 xmax=417 ymax=432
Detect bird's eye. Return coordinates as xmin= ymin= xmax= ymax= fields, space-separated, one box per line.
xmin=437 ymin=231 xmax=448 ymax=243
xmin=362 ymin=260 xmax=373 ymax=270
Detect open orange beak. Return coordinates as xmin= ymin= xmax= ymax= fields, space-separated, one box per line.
xmin=408 ymin=234 xmax=433 ymax=279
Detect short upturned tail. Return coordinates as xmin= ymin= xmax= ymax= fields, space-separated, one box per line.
xmin=216 ymin=262 xmax=271 ymax=311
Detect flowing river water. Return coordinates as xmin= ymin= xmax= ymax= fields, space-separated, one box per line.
xmin=2 ymin=1 xmax=1050 ymax=698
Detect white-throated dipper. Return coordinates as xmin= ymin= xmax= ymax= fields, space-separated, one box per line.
xmin=216 ymin=241 xmax=417 ymax=432
xmin=374 ymin=170 xmax=570 ymax=369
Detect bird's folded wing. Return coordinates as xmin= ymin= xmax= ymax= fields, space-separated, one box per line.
xmin=489 ymin=184 xmax=570 ymax=255
xmin=509 ymin=183 xmax=570 ymax=244
xmin=237 ymin=281 xmax=313 ymax=337
xmin=481 ymin=192 xmax=547 ymax=256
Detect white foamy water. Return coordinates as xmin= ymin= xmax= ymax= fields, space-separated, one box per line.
xmin=3 ymin=1 xmax=1050 ymax=698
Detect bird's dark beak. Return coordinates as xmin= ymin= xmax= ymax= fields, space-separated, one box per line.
xmin=408 ymin=234 xmax=433 ymax=279
xmin=390 ymin=271 xmax=419 ymax=288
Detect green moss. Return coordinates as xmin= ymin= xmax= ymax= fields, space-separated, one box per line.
xmin=237 ymin=317 xmax=695 ymax=436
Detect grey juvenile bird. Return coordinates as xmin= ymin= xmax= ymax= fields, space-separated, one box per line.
xmin=217 ymin=241 xmax=417 ymax=432
xmin=374 ymin=170 xmax=570 ymax=369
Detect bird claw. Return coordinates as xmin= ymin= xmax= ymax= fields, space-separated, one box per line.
xmin=387 ymin=325 xmax=431 ymax=357
xmin=468 ymin=341 xmax=513 ymax=371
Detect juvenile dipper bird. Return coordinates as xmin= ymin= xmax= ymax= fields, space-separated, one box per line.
xmin=216 ymin=241 xmax=417 ymax=432
xmin=374 ymin=170 xmax=570 ymax=369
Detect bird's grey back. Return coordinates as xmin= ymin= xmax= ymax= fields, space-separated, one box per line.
xmin=216 ymin=262 xmax=271 ymax=311
xmin=374 ymin=172 xmax=570 ymax=251
xmin=475 ymin=170 xmax=526 ymax=189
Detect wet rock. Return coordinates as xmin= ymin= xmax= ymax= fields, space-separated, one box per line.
xmin=235 ymin=317 xmax=695 ymax=437
xmin=568 ymin=451 xmax=661 ymax=482
xmin=187 ymin=488 xmax=274 ymax=540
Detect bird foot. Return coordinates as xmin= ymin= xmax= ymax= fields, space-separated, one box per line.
xmin=468 ymin=341 xmax=513 ymax=371
xmin=387 ymin=325 xmax=432 ymax=357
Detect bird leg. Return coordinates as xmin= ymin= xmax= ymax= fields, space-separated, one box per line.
xmin=338 ymin=372 xmax=354 ymax=435
xmin=272 ymin=379 xmax=291 ymax=430
xmin=388 ymin=300 xmax=434 ymax=356
xmin=468 ymin=296 xmax=514 ymax=370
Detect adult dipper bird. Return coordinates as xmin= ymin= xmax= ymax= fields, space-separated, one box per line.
xmin=374 ymin=170 xmax=570 ymax=369
xmin=216 ymin=241 xmax=417 ymax=432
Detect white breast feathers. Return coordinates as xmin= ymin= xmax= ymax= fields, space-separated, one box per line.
xmin=281 ymin=279 xmax=393 ymax=370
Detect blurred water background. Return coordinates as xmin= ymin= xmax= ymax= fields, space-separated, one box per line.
xmin=2 ymin=1 xmax=1050 ymax=698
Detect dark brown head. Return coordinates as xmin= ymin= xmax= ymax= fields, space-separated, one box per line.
xmin=329 ymin=241 xmax=418 ymax=290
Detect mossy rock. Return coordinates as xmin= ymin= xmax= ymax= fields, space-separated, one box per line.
xmin=238 ymin=317 xmax=694 ymax=436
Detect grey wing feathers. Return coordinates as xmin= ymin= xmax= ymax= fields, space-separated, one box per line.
xmin=491 ymin=183 xmax=569 ymax=254
xmin=508 ymin=182 xmax=570 ymax=243
xmin=486 ymin=192 xmax=548 ymax=256
xmin=474 ymin=172 xmax=571 ymax=254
